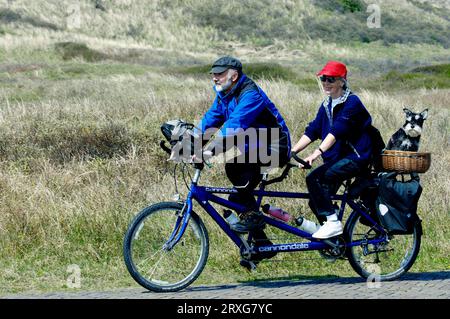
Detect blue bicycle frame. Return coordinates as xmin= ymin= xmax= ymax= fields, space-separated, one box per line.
xmin=169 ymin=167 xmax=386 ymax=255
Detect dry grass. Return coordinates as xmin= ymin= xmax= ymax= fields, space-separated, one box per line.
xmin=0 ymin=0 xmax=449 ymax=295
xmin=0 ymin=61 xmax=448 ymax=293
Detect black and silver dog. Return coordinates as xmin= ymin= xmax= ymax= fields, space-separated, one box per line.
xmin=386 ymin=107 xmax=428 ymax=152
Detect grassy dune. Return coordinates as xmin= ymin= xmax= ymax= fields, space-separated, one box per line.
xmin=0 ymin=0 xmax=449 ymax=294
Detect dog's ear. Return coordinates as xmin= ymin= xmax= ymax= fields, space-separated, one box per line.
xmin=403 ymin=107 xmax=412 ymax=116
xmin=420 ymin=108 xmax=428 ymax=120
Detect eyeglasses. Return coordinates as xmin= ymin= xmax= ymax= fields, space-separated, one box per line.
xmin=319 ymin=76 xmax=338 ymax=83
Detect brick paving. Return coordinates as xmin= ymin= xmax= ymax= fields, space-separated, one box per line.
xmin=3 ymin=271 xmax=449 ymax=299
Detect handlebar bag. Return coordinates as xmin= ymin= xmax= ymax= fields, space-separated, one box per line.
xmin=161 ymin=120 xmax=199 ymax=162
xmin=161 ymin=120 xmax=195 ymax=146
xmin=375 ymin=172 xmax=422 ymax=234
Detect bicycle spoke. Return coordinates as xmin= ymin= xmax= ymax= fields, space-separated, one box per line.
xmin=147 ymin=250 xmax=167 ymax=280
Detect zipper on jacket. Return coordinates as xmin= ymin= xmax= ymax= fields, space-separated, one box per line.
xmin=347 ymin=141 xmax=361 ymax=158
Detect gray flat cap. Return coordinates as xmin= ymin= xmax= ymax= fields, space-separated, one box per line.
xmin=210 ymin=56 xmax=242 ymax=74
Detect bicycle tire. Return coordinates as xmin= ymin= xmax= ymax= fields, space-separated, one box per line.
xmin=345 ymin=210 xmax=421 ymax=281
xmin=123 ymin=202 xmax=209 ymax=292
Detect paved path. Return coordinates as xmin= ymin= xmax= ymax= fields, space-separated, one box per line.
xmin=3 ymin=271 xmax=449 ymax=299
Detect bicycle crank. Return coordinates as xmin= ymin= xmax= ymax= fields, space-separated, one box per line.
xmin=320 ymin=236 xmax=346 ymax=262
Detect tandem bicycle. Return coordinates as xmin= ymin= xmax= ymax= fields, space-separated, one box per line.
xmin=123 ymin=142 xmax=422 ymax=292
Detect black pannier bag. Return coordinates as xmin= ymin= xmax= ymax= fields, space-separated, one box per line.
xmin=376 ymin=172 xmax=422 ymax=234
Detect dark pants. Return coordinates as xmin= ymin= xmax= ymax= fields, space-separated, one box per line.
xmin=225 ymin=163 xmax=263 ymax=213
xmin=306 ymin=158 xmax=366 ymax=222
xmin=225 ymin=132 xmax=290 ymax=213
xmin=226 ymin=162 xmax=280 ymax=259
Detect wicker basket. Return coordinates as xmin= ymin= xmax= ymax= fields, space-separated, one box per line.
xmin=381 ymin=150 xmax=431 ymax=173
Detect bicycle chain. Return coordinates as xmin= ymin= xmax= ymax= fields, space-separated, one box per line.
xmin=248 ymin=236 xmax=348 ymax=264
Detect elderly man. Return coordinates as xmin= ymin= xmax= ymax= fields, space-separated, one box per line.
xmin=198 ymin=56 xmax=291 ymax=236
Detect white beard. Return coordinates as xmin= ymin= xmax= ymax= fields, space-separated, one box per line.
xmin=215 ymin=78 xmax=233 ymax=92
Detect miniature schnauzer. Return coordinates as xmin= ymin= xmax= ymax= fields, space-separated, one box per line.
xmin=386 ymin=107 xmax=428 ymax=152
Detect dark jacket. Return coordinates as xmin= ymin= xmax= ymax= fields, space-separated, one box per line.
xmin=200 ymin=74 xmax=291 ymax=164
xmin=304 ymin=92 xmax=372 ymax=163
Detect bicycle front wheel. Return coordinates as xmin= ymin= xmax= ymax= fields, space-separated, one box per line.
xmin=345 ymin=211 xmax=421 ymax=281
xmin=123 ymin=202 xmax=209 ymax=292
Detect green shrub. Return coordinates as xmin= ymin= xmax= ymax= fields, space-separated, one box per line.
xmin=179 ymin=0 xmax=449 ymax=47
xmin=54 ymin=42 xmax=107 ymax=62
xmin=126 ymin=22 xmax=145 ymax=40
xmin=303 ymin=9 xmax=449 ymax=48
xmin=0 ymin=8 xmax=58 ymax=30
xmin=411 ymin=63 xmax=450 ymax=76
xmin=184 ymin=0 xmax=302 ymax=45
xmin=243 ymin=63 xmax=298 ymax=81
xmin=341 ymin=0 xmax=363 ymax=12
xmin=313 ymin=0 xmax=365 ymax=13
xmin=173 ymin=62 xmax=297 ymax=81
xmin=173 ymin=62 xmax=318 ymax=89
xmin=0 ymin=122 xmax=133 ymax=164
xmin=0 ymin=8 xmax=22 ymax=23
xmin=43 ymin=123 xmax=132 ymax=162
xmin=380 ymin=63 xmax=450 ymax=90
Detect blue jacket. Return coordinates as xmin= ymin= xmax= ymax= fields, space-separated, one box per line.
xmin=200 ymin=74 xmax=291 ymax=161
xmin=304 ymin=92 xmax=372 ymax=163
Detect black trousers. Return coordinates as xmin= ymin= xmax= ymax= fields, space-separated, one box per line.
xmin=225 ymin=133 xmax=290 ymax=214
xmin=225 ymin=163 xmax=263 ymax=213
xmin=306 ymin=158 xmax=366 ymax=221
xmin=225 ymin=156 xmax=289 ymax=213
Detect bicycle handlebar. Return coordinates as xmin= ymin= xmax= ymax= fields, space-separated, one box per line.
xmin=160 ymin=140 xmax=172 ymax=155
xmin=291 ymin=153 xmax=311 ymax=169
xmin=261 ymin=153 xmax=311 ymax=186
xmin=160 ymin=140 xmax=310 ymax=184
xmin=160 ymin=141 xmax=204 ymax=170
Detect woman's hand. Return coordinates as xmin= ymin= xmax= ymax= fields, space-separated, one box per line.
xmin=298 ymin=133 xmax=335 ymax=167
xmin=301 ymin=149 xmax=322 ymax=167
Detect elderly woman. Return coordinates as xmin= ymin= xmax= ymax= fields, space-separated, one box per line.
xmin=292 ymin=61 xmax=373 ymax=239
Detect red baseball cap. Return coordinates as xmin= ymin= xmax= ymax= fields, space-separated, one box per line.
xmin=317 ymin=61 xmax=347 ymax=79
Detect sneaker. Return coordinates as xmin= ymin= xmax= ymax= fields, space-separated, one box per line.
xmin=312 ymin=220 xmax=343 ymax=239
xmin=230 ymin=211 xmax=265 ymax=233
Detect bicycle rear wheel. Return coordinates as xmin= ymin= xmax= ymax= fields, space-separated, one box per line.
xmin=345 ymin=211 xmax=421 ymax=281
xmin=123 ymin=202 xmax=209 ymax=292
